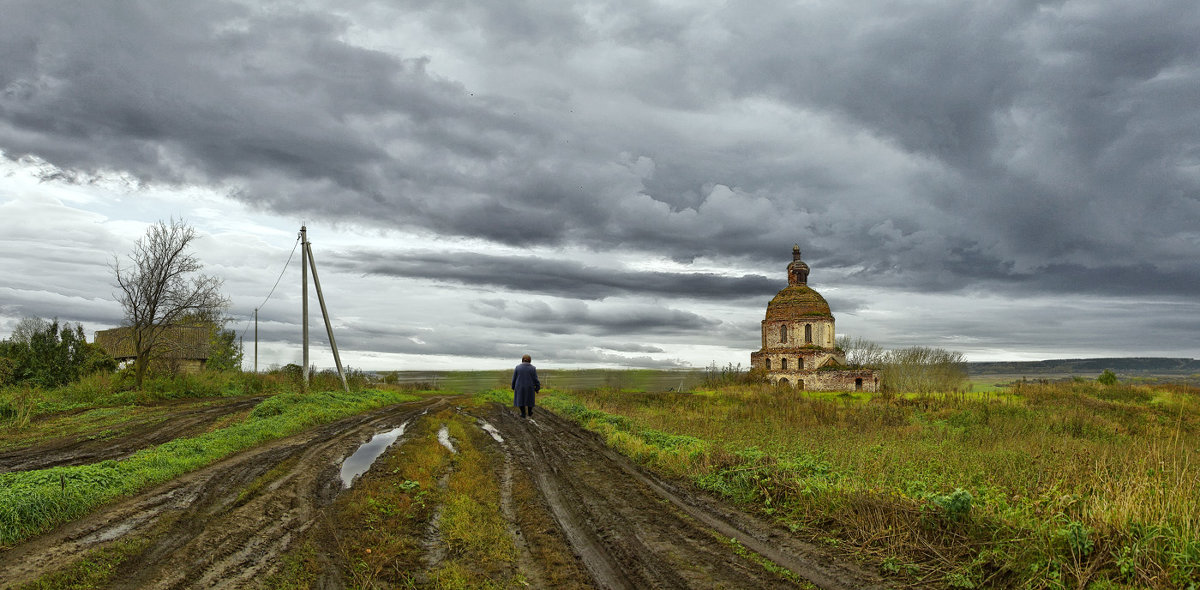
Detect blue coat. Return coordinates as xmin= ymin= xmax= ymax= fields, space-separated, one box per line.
xmin=511 ymin=362 xmax=540 ymax=407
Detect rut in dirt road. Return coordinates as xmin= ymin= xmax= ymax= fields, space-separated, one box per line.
xmin=480 ymin=403 xmax=888 ymax=590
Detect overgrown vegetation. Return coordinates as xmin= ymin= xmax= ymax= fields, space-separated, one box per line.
xmin=0 ymin=318 xmax=115 ymax=389
xmin=539 ymin=380 xmax=1199 ymax=588
xmin=0 ymin=388 xmax=420 ymax=547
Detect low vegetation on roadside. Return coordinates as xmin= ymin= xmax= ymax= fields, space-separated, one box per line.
xmin=536 ymin=379 xmax=1199 ymax=589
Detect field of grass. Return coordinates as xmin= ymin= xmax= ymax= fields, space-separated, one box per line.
xmin=531 ymin=380 xmax=1199 ymax=589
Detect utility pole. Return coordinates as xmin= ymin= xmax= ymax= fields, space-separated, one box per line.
xmin=254 ymin=307 xmax=258 ymax=373
xmin=301 ymin=226 xmax=309 ymax=390
xmin=306 ymin=241 xmax=349 ymax=392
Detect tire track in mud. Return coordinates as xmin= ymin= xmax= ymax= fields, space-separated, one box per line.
xmin=0 ymin=396 xmax=268 ymax=473
xmin=485 ymin=404 xmax=888 ymax=590
xmin=474 ymin=416 xmax=554 ymax=589
xmin=0 ymin=396 xmax=451 ymax=589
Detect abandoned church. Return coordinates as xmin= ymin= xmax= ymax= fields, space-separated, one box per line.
xmin=750 ymin=245 xmax=880 ymax=392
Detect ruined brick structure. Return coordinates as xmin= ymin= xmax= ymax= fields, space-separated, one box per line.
xmin=750 ymin=245 xmax=880 ymax=392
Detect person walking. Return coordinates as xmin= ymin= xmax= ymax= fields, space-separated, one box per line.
xmin=512 ymin=354 xmax=540 ymax=418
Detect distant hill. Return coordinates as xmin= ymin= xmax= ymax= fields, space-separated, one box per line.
xmin=968 ymin=357 xmax=1200 ymax=376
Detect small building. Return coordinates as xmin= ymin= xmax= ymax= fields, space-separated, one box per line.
xmin=750 ymin=246 xmax=879 ymax=392
xmin=94 ymin=325 xmax=211 ymax=374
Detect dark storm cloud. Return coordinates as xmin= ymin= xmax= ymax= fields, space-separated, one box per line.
xmin=2 ymin=0 xmax=1199 ymax=306
xmin=346 ymin=250 xmax=776 ymax=300
xmin=472 ymin=299 xmax=721 ymax=336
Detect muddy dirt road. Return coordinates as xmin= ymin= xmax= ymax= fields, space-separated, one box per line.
xmin=0 ymin=396 xmax=887 ymax=589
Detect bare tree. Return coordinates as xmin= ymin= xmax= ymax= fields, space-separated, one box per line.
xmin=880 ymin=346 xmax=968 ymax=393
xmin=112 ymin=219 xmax=228 ymax=387
xmin=8 ymin=316 xmax=51 ymax=344
xmin=836 ymin=335 xmax=886 ymax=368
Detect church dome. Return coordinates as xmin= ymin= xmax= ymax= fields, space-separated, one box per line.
xmin=764 ymin=245 xmax=833 ymax=320
xmin=765 ymin=285 xmax=832 ymax=320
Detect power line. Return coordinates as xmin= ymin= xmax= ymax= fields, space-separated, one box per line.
xmin=256 ymin=234 xmax=302 ymax=313
xmin=237 ymin=234 xmax=301 ymax=341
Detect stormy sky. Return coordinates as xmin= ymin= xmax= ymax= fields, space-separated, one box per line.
xmin=1 ymin=0 xmax=1197 ymax=370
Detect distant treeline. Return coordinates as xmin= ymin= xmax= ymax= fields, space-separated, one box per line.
xmin=968 ymin=357 xmax=1200 ymax=375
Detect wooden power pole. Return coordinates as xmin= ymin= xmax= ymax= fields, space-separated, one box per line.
xmin=298 ymin=226 xmax=348 ymax=392
xmin=306 ymin=241 xmax=349 ymax=392
xmin=301 ymin=226 xmax=309 ymax=390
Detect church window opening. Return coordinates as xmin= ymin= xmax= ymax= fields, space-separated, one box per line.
xmin=855 ymin=378 xmax=863 ymax=391
xmin=781 ymin=358 xmax=788 ymax=370
xmin=780 ymin=324 xmax=788 ymax=343
xmin=804 ymin=324 xmax=812 ymax=344
xmin=798 ymin=357 xmax=804 ymax=370
xmin=765 ymin=358 xmax=771 ymax=370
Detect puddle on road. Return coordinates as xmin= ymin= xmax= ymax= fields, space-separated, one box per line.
xmin=437 ymin=425 xmax=457 ymax=453
xmin=478 ymin=420 xmax=504 ymax=443
xmin=339 ymin=422 xmax=409 ymax=488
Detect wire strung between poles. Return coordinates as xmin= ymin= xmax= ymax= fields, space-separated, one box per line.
xmin=238 ymin=235 xmax=302 ymax=341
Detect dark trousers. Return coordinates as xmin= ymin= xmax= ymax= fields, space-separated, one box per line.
xmin=519 ymin=405 xmax=534 ymax=417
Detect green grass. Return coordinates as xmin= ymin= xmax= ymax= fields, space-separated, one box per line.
xmin=0 ymin=388 xmax=420 ymax=547
xmin=534 ymin=381 xmax=1200 ymax=589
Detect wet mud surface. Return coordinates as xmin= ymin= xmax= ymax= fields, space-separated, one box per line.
xmin=0 ymin=397 xmax=888 ymax=589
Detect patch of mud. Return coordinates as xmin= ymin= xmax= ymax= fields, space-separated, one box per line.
xmin=419 ymin=469 xmax=453 ymax=573
xmin=339 ymin=421 xmax=409 ymax=488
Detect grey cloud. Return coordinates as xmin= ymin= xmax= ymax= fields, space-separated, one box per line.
xmin=597 ymin=343 xmax=665 ymax=354
xmin=348 ymin=250 xmax=777 ymax=301
xmin=499 ymin=300 xmax=722 ymax=336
